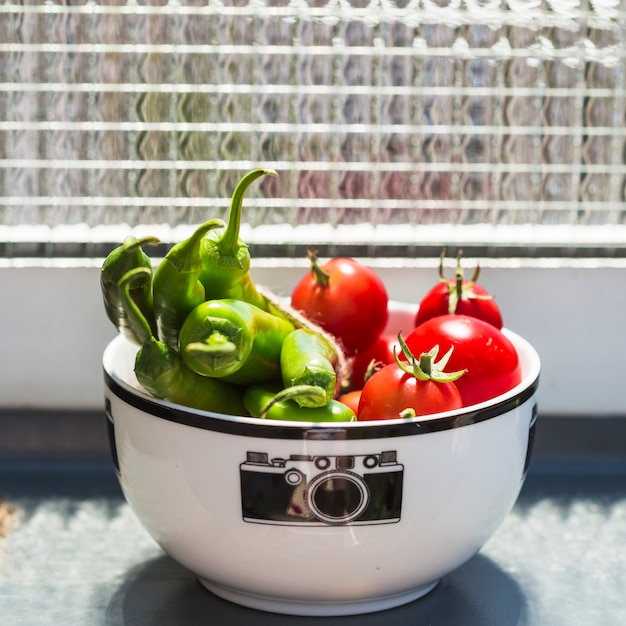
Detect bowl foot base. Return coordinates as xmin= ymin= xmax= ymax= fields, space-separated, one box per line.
xmin=197 ymin=577 xmax=440 ymax=616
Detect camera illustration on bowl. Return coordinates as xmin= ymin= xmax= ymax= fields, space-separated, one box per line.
xmin=240 ymin=451 xmax=404 ymax=526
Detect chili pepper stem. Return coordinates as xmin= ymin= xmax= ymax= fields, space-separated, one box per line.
xmin=168 ymin=219 xmax=225 ymax=274
xmin=118 ymin=267 xmax=154 ymax=345
xmin=218 ymin=168 xmax=277 ymax=258
xmin=185 ymin=339 xmax=238 ymax=355
xmin=259 ymin=385 xmax=327 ymax=419
xmin=124 ymin=235 xmax=160 ymax=253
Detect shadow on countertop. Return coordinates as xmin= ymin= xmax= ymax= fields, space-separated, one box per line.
xmin=105 ymin=552 xmax=527 ymax=626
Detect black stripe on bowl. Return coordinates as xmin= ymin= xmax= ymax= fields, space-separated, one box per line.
xmin=104 ymin=370 xmax=540 ymax=441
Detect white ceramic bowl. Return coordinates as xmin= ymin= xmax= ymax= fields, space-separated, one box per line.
xmin=103 ymin=303 xmax=540 ymax=617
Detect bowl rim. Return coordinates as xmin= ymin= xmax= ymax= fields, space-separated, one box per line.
xmin=103 ymin=327 xmax=540 ymax=441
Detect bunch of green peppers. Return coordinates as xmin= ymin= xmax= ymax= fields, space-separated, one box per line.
xmin=101 ymin=168 xmax=355 ymax=423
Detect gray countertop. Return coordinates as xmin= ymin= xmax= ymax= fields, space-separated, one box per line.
xmin=1 ymin=415 xmax=625 ymax=625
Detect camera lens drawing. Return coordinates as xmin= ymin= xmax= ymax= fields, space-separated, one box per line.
xmin=240 ymin=451 xmax=404 ymax=526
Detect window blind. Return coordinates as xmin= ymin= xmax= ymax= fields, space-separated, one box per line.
xmin=1 ymin=0 xmax=625 ymax=258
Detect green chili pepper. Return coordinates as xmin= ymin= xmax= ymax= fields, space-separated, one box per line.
xmin=100 ymin=235 xmax=159 ymax=344
xmin=280 ymin=328 xmax=339 ymax=408
xmin=179 ymin=298 xmax=294 ymax=385
xmin=152 ymin=219 xmax=225 ymax=349
xmin=199 ymin=168 xmax=277 ymax=307
xmin=119 ymin=268 xmax=247 ymax=416
xmin=243 ymin=385 xmax=356 ymax=422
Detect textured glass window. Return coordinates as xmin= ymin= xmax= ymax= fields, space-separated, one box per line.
xmin=0 ymin=0 xmax=625 ymax=258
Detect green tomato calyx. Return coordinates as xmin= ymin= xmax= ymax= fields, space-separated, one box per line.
xmin=438 ymin=247 xmax=493 ymax=315
xmin=394 ymin=332 xmax=466 ymax=383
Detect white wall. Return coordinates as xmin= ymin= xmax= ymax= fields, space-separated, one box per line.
xmin=1 ymin=257 xmax=625 ymax=415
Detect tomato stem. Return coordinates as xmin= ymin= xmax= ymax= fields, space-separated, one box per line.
xmin=454 ymin=250 xmax=465 ymax=304
xmin=364 ymin=358 xmax=384 ymax=384
xmin=418 ymin=348 xmax=437 ymax=376
xmin=307 ymin=246 xmax=331 ymax=287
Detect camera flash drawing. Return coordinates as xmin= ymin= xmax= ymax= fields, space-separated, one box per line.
xmin=240 ymin=451 xmax=404 ymax=526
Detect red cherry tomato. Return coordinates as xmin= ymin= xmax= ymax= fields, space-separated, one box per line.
xmin=404 ymin=315 xmax=521 ymax=407
xmin=291 ymin=250 xmax=388 ymax=354
xmin=415 ymin=249 xmax=503 ymax=330
xmin=338 ymin=390 xmax=362 ymax=415
xmin=349 ymin=333 xmax=400 ymax=390
xmin=357 ymin=351 xmax=464 ymax=422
